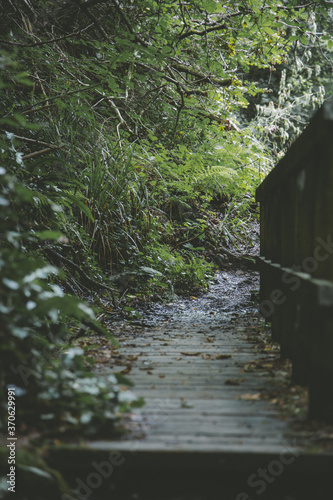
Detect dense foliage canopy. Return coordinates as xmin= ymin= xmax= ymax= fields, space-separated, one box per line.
xmin=0 ymin=0 xmax=332 ymax=448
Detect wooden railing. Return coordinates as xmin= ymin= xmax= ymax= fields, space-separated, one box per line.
xmin=256 ymin=99 xmax=333 ymax=423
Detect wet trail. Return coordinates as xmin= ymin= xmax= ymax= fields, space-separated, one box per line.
xmin=133 ymin=268 xmax=259 ymax=327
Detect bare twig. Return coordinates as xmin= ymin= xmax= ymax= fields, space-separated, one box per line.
xmin=170 ymin=60 xmax=232 ymax=87
xmin=22 ymin=146 xmax=63 ymax=160
xmin=13 ymin=83 xmax=100 ymax=117
xmin=13 ymin=135 xmax=54 ymax=147
xmin=23 ymin=104 xmax=55 ymax=115
xmin=176 ymin=11 xmax=250 ymax=41
xmin=0 ymin=32 xmax=82 ymax=47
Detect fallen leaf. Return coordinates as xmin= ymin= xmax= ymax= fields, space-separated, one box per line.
xmin=215 ymin=354 xmax=232 ymax=360
xmin=244 ymin=361 xmax=273 ymax=372
xmin=120 ymin=365 xmax=132 ymax=375
xmin=238 ymin=393 xmax=262 ymax=401
xmin=181 ymin=402 xmax=194 ymax=409
xmin=180 ymin=397 xmax=193 ymax=409
xmin=127 ymin=355 xmax=138 ymax=361
xmin=158 ymin=374 xmax=165 ymax=378
xmin=261 ymin=363 xmax=274 ymax=370
xmin=202 ymin=353 xmax=232 ymax=360
xmin=180 ymin=352 xmax=201 ymax=356
xmin=225 ymin=378 xmax=243 ymax=386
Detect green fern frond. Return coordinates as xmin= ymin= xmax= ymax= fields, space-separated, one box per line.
xmin=196 ymin=165 xmax=238 ymax=194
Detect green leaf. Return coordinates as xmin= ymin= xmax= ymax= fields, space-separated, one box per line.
xmin=62 ymin=193 xmax=94 ymax=221
xmin=262 ymin=26 xmax=274 ymax=35
xmin=161 ymin=46 xmax=172 ymax=54
xmin=35 ymin=230 xmax=63 ymax=240
xmin=202 ymin=0 xmax=217 ymax=12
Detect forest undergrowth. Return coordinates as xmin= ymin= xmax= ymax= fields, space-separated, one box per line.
xmin=0 ymin=3 xmax=332 ymax=487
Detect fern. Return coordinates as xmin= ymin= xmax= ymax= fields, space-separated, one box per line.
xmin=196 ymin=165 xmax=237 ymax=194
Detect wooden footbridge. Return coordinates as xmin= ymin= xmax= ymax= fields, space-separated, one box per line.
xmin=46 ymin=102 xmax=333 ymax=500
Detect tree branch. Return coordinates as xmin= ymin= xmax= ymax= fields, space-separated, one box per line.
xmin=176 ymin=11 xmax=251 ymax=41
xmin=16 ymin=84 xmax=101 ymax=116
xmin=111 ymin=0 xmax=147 ymax=47
xmin=13 ymin=135 xmax=54 ymax=147
xmin=167 ymin=67 xmax=185 ymax=146
xmin=71 ymin=0 xmax=109 ymax=41
xmin=136 ymin=60 xmax=231 ymax=90
xmin=0 ymin=32 xmax=82 ymax=48
xmin=170 ymin=61 xmax=232 ymax=87
xmin=22 ymin=146 xmax=63 ymax=160
xmin=177 ymin=22 xmax=228 ymax=41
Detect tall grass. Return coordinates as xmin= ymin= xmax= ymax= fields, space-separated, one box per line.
xmin=77 ymin=140 xmax=153 ymax=270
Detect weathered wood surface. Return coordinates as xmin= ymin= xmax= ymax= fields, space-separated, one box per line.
xmin=49 ymin=319 xmax=333 ymax=497
xmin=46 ymin=274 xmax=333 ymax=498
xmin=86 ymin=318 xmax=302 ymax=454
xmin=256 ymin=99 xmax=333 ymax=423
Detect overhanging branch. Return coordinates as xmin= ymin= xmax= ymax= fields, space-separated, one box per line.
xmin=0 ymin=32 xmax=82 ymax=47
xmin=170 ymin=61 xmax=232 ymax=87
xmin=176 ymin=10 xmax=251 ymax=41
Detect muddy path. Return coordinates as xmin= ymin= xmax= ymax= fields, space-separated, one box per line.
xmin=132 ymin=267 xmax=259 ymax=327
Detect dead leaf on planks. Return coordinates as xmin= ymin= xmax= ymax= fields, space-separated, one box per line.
xmin=180 ymin=352 xmax=202 ymax=356
xmin=180 ymin=352 xmax=232 ymax=360
xmin=120 ymin=364 xmax=132 ymax=375
xmin=237 ymin=392 xmax=269 ymax=401
xmin=243 ymin=361 xmax=274 ymax=372
xmin=202 ymin=353 xmax=232 ymax=360
xmin=237 ymin=393 xmax=262 ymax=401
xmin=225 ymin=378 xmax=243 ymax=386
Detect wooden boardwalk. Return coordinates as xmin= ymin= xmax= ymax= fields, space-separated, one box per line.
xmin=92 ymin=317 xmax=296 ymax=454
xmin=47 ymin=271 xmax=333 ymax=499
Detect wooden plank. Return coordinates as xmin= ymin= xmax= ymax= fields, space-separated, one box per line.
xmin=88 ymin=318 xmax=297 ymax=456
